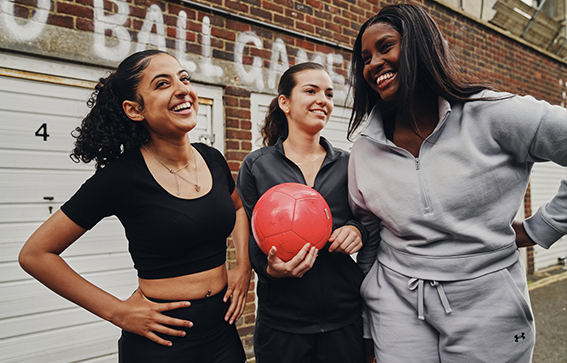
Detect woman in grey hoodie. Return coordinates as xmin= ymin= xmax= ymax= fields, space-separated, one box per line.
xmin=348 ymin=4 xmax=567 ymax=363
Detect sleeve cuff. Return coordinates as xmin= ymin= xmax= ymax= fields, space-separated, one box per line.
xmin=345 ymin=219 xmax=368 ymax=244
xmin=523 ymin=212 xmax=565 ymax=249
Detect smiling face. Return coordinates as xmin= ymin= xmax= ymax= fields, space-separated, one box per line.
xmin=279 ymin=69 xmax=334 ymax=136
xmin=361 ymin=22 xmax=402 ymax=102
xmin=122 ymin=53 xmax=199 ymax=139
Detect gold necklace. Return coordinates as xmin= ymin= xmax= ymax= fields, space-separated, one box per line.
xmin=290 ymin=152 xmax=322 ymax=166
xmin=143 ymin=144 xmax=201 ymax=194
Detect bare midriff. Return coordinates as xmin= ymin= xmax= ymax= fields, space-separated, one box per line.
xmin=138 ymin=264 xmax=227 ymax=300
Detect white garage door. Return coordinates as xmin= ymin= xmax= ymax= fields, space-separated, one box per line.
xmin=530 ymin=162 xmax=567 ymax=271
xmin=0 ymin=70 xmax=222 ymax=363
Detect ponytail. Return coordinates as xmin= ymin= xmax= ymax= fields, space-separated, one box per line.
xmin=260 ymin=97 xmax=288 ymax=146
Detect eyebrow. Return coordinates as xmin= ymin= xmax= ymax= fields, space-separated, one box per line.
xmin=302 ymin=84 xmax=334 ymax=91
xmin=375 ymin=34 xmax=396 ymax=47
xmin=150 ymin=69 xmax=189 ymax=84
xmin=362 ymin=34 xmax=396 ymax=54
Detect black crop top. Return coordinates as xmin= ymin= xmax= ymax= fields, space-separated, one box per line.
xmin=61 ymin=143 xmax=236 ymax=279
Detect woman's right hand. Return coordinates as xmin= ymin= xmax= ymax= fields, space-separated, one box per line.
xmin=512 ymin=221 xmax=536 ymax=248
xmin=111 ymin=289 xmax=193 ymax=346
xmin=266 ymin=243 xmax=318 ymax=278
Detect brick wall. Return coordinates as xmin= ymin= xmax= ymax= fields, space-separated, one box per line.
xmin=11 ymin=1 xmax=565 ymax=99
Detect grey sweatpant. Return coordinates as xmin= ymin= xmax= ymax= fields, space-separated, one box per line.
xmin=361 ymin=259 xmax=535 ymax=363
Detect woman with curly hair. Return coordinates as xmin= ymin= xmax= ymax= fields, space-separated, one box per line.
xmin=19 ymin=50 xmax=250 ymax=363
xmin=348 ymin=4 xmax=567 ymax=363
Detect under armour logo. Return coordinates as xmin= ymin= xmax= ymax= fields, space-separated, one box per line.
xmin=514 ymin=332 xmax=526 ymax=342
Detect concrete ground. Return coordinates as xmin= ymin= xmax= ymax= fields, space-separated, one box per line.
xmin=528 ymin=265 xmax=567 ymax=363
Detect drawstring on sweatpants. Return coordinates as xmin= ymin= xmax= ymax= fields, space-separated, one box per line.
xmin=408 ymin=278 xmax=453 ymax=320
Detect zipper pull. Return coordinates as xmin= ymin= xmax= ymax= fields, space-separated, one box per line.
xmin=415 ymin=158 xmax=420 ymax=170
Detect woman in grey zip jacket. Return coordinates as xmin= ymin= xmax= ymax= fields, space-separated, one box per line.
xmin=237 ymin=63 xmax=366 ymax=363
xmin=348 ymin=5 xmax=567 ymax=363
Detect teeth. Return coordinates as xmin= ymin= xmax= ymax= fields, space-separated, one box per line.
xmin=312 ymin=110 xmax=326 ymax=115
xmin=376 ymin=72 xmax=394 ymax=85
xmin=172 ymin=102 xmax=192 ymax=111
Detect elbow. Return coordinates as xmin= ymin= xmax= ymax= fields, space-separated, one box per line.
xmin=18 ymin=248 xmax=33 ymax=274
xmin=18 ymin=242 xmax=40 ymax=275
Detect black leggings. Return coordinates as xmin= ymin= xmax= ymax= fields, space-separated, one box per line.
xmin=118 ymin=286 xmax=246 ymax=363
xmin=254 ymin=319 xmax=364 ymax=363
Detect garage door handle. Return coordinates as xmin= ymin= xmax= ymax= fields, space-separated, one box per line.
xmin=43 ymin=197 xmax=54 ymax=214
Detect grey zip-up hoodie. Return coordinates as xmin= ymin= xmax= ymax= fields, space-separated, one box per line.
xmin=349 ymin=91 xmax=567 ymax=280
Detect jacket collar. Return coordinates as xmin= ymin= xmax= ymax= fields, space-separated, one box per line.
xmin=361 ymin=96 xmax=452 ymax=145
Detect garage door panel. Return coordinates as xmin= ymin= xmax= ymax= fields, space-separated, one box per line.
xmin=0 ymin=148 xmax=94 ymax=170
xmin=0 ymin=169 xmax=94 ymax=203
xmin=0 ymin=322 xmax=120 ymax=363
xmin=0 ymin=270 xmax=137 ymax=319
xmin=0 ymin=222 xmax=43 ymax=263
xmin=0 ymin=203 xmax=62 ymax=224
xmin=0 ymin=75 xmax=93 ymax=99
xmin=0 ymin=91 xmax=89 ymax=119
xmin=1 ymin=252 xmax=133 ymax=283
xmin=1 ymin=283 xmax=135 ymax=330
xmin=0 ymin=77 xmax=91 ymax=116
xmin=0 ymin=111 xmax=84 ymax=152
xmin=1 ymin=306 xmax=108 ymax=339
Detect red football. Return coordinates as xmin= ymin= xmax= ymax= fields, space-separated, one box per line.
xmin=251 ymin=183 xmax=333 ymax=262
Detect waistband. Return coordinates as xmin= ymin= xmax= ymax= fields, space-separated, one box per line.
xmin=378 ymin=241 xmax=520 ymax=281
xmin=147 ymin=285 xmax=230 ymax=336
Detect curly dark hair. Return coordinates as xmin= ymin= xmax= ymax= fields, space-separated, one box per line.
xmin=261 ymin=62 xmax=329 ymax=146
xmin=348 ymin=4 xmax=493 ymax=139
xmin=70 ymin=49 xmax=172 ymax=169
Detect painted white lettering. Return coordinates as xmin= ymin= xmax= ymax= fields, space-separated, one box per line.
xmin=200 ymin=16 xmax=223 ymax=77
xmin=93 ymin=0 xmax=130 ymax=61
xmin=235 ymin=31 xmax=264 ymax=90
xmin=310 ymin=53 xmax=325 ymax=65
xmin=326 ymin=53 xmax=345 ymax=85
xmin=136 ymin=4 xmax=166 ymax=51
xmin=176 ymin=11 xmax=196 ymax=72
xmin=296 ymin=49 xmax=308 ymax=64
xmin=268 ymin=38 xmax=289 ymax=89
xmin=0 ymin=0 xmax=49 ymax=42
